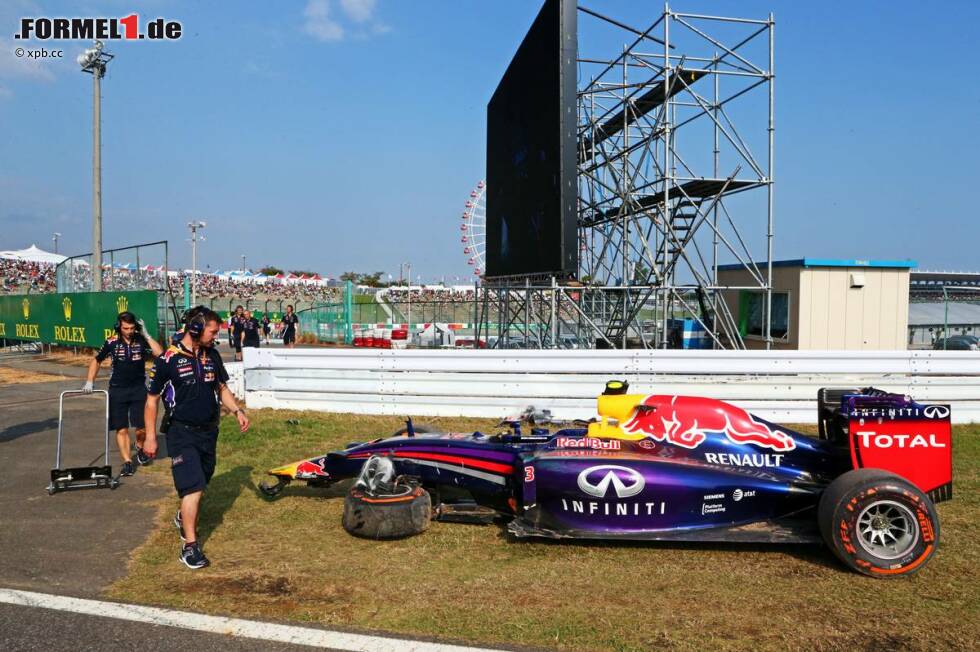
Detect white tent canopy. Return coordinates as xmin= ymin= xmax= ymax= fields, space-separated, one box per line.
xmin=0 ymin=244 xmax=67 ymax=265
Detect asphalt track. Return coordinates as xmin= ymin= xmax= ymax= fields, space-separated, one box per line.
xmin=0 ymin=355 xmax=508 ymax=652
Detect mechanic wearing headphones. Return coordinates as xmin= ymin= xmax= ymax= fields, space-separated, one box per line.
xmin=83 ymin=311 xmax=164 ymax=477
xmin=143 ymin=306 xmax=250 ymax=570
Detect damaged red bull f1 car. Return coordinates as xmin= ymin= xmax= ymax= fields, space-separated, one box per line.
xmin=261 ymin=382 xmax=953 ymax=577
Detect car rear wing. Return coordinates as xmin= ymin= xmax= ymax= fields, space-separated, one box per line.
xmin=818 ymin=387 xmax=953 ymax=503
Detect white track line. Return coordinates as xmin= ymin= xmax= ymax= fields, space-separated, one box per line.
xmin=0 ymin=588 xmax=501 ymax=652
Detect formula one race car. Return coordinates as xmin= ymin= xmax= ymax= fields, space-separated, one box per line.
xmin=261 ymin=382 xmax=953 ymax=577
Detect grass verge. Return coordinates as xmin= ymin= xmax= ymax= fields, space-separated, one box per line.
xmin=107 ymin=412 xmax=980 ymax=651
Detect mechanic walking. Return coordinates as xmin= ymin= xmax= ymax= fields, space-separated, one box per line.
xmin=143 ymin=307 xmax=249 ymax=569
xmin=230 ymin=305 xmax=245 ymax=361
xmin=242 ymin=309 xmax=261 ymax=351
xmin=84 ymin=311 xmax=164 ymax=476
xmin=261 ymin=313 xmax=271 ymax=344
xmin=281 ymin=304 xmax=299 ymax=348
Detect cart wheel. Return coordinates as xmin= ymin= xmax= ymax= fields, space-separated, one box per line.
xmin=110 ymin=478 xmax=120 ymax=490
xmin=46 ymin=485 xmax=56 ymax=496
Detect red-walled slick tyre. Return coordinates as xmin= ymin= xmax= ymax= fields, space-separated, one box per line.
xmin=818 ymin=469 xmax=939 ymax=577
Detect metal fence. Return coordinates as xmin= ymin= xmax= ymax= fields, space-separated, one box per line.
xmin=55 ymin=241 xmax=177 ymax=338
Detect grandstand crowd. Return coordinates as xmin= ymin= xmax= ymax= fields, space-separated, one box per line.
xmin=1 ymin=258 xmax=57 ymax=293
xmin=1 ymin=257 xmax=342 ymax=305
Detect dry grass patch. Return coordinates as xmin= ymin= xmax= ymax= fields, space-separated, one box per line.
xmin=0 ymin=364 xmax=70 ymax=385
xmin=108 ymin=411 xmax=980 ymax=651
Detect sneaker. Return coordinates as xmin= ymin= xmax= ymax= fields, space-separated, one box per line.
xmin=135 ymin=447 xmax=151 ymax=466
xmin=120 ymin=461 xmax=135 ymax=477
xmin=173 ymin=510 xmax=186 ymax=542
xmin=179 ymin=542 xmax=210 ymax=569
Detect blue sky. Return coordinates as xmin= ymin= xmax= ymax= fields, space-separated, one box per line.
xmin=1 ymin=1 xmax=978 ymax=281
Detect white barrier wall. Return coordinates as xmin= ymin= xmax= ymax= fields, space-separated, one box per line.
xmin=242 ymin=348 xmax=980 ymax=423
xmin=225 ymin=361 xmax=245 ymax=398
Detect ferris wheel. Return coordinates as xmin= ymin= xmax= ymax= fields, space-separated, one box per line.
xmin=460 ymin=180 xmax=486 ymax=277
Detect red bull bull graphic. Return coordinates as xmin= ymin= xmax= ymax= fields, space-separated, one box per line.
xmin=621 ymin=395 xmax=797 ymax=452
xmin=295 ymin=459 xmax=329 ymax=478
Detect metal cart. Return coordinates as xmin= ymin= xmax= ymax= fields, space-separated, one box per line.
xmin=47 ymin=389 xmax=120 ymax=494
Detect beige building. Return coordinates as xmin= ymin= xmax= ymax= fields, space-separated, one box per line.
xmin=718 ymin=258 xmax=915 ymax=350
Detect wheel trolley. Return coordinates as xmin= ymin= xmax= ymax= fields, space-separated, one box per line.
xmin=47 ymin=389 xmax=120 ymax=495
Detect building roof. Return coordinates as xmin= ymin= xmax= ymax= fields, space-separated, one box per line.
xmin=909 ymin=302 xmax=980 ymax=326
xmin=717 ymin=258 xmax=917 ymax=271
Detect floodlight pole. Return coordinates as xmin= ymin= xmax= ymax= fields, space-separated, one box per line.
xmin=52 ymin=232 xmax=61 ymax=254
xmin=78 ymin=41 xmax=112 ymax=292
xmin=187 ymin=221 xmax=206 ymax=306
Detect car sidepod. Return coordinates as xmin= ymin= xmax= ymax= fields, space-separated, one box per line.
xmin=509 ymin=432 xmax=849 ymax=543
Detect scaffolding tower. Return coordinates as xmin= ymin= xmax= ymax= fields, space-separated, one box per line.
xmin=479 ymin=3 xmax=775 ymax=349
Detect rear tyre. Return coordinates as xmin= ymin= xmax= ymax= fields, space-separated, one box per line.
xmin=818 ymin=469 xmax=939 ymax=577
xmin=342 ymin=483 xmax=431 ymax=540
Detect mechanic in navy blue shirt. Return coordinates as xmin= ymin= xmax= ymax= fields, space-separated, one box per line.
xmin=84 ymin=311 xmax=164 ymax=476
xmin=143 ymin=307 xmax=249 ymax=570
xmin=281 ymin=304 xmax=299 ymax=348
xmin=241 ymin=309 xmax=261 ymax=350
xmin=230 ymin=305 xmax=245 ymax=361
xmin=261 ymin=314 xmax=271 ymax=344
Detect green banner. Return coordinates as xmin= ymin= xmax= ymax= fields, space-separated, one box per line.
xmin=0 ymin=291 xmax=158 ymax=348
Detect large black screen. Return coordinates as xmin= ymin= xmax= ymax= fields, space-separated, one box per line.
xmin=486 ymin=0 xmax=577 ymax=279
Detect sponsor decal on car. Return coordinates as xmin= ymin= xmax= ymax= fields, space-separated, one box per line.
xmin=704 ymin=452 xmax=785 ymax=467
xmin=577 ymin=465 xmax=644 ymax=498
xmin=849 ymin=404 xmax=950 ymax=420
xmin=855 ymin=432 xmax=946 ymax=449
xmin=561 ymin=465 xmax=666 ymax=517
xmin=701 ymin=502 xmax=725 ymax=515
xmin=621 ymin=396 xmax=796 ymax=452
xmin=554 ymin=437 xmax=621 ymax=450
xmin=295 ymin=459 xmax=329 ymax=478
xmin=732 ymin=488 xmax=755 ymax=501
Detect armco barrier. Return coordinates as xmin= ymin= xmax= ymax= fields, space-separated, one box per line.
xmin=242 ymin=349 xmax=980 ymax=423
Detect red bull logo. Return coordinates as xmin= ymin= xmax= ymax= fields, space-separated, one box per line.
xmin=621 ymin=395 xmax=796 ymax=452
xmin=295 ymin=459 xmax=329 ymax=478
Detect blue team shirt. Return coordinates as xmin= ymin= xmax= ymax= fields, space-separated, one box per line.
xmin=95 ymin=334 xmax=151 ymax=388
xmin=147 ymin=342 xmax=229 ymax=427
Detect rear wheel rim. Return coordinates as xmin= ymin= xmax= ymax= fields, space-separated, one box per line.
xmin=856 ymin=499 xmax=919 ymax=560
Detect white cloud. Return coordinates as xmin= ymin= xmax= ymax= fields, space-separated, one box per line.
xmin=302 ymin=0 xmax=389 ymax=43
xmin=339 ymin=0 xmax=376 ymax=23
xmin=302 ymin=0 xmax=344 ymax=42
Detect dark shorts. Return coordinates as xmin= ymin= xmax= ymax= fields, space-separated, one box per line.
xmin=243 ymin=340 xmax=260 ymax=348
xmin=166 ymin=422 xmax=218 ymax=498
xmin=234 ymin=339 xmax=243 ymax=352
xmin=108 ymin=385 xmax=146 ymax=431
xmin=283 ymin=330 xmax=295 ymax=345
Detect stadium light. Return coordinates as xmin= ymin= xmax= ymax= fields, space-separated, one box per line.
xmin=52 ymin=232 xmax=61 ymax=254
xmin=78 ymin=40 xmax=113 ymax=292
xmin=241 ymin=254 xmax=246 ymax=273
xmin=187 ymin=221 xmax=207 ymax=305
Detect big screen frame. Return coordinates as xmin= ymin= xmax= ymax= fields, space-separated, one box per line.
xmin=485 ymin=0 xmax=578 ymax=280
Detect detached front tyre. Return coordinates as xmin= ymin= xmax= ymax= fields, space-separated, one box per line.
xmin=342 ymin=482 xmax=431 ymax=540
xmin=818 ymin=469 xmax=939 ymax=577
